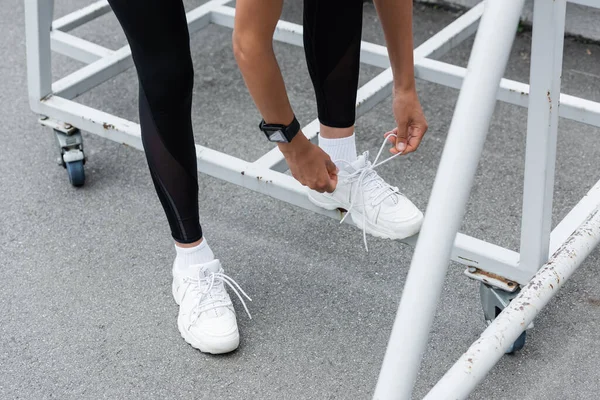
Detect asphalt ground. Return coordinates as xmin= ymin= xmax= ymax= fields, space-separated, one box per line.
xmin=1 ymin=1 xmax=599 ymax=399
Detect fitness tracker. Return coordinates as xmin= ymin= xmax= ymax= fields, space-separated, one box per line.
xmin=259 ymin=116 xmax=301 ymax=143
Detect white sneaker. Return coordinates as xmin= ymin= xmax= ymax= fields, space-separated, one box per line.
xmin=172 ymin=259 xmax=251 ymax=354
xmin=308 ymin=148 xmax=423 ymax=249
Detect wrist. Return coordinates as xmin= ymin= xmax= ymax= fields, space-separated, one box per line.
xmin=278 ymin=131 xmax=309 ymax=155
xmin=393 ymin=82 xmax=416 ymax=95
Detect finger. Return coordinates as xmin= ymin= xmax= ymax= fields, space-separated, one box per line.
xmin=395 ymin=121 xmax=409 ymax=153
xmin=404 ymin=126 xmax=426 ymax=154
xmin=325 ymin=159 xmax=338 ymax=176
xmin=324 ymin=176 xmax=337 ymax=193
xmin=384 ymin=128 xmax=398 ymax=144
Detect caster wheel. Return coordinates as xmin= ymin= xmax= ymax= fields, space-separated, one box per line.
xmin=66 ymin=160 xmax=85 ymax=187
xmin=506 ymin=331 xmax=526 ymax=354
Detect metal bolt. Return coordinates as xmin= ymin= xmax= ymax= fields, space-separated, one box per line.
xmin=468 ymin=267 xmax=477 ymax=273
xmin=64 ymin=123 xmax=72 ymax=129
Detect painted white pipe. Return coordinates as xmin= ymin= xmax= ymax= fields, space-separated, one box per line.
xmin=425 ymin=206 xmax=600 ymax=399
xmin=372 ymin=1 xmax=526 ymax=399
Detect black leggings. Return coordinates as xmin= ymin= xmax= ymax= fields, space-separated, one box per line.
xmin=107 ymin=0 xmax=363 ymax=243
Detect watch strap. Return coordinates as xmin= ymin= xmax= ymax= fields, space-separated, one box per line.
xmin=259 ymin=116 xmax=300 ymax=143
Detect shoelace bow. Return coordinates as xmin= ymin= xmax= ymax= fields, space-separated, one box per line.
xmin=184 ymin=270 xmax=252 ymax=325
xmin=336 ymin=134 xmax=403 ymax=252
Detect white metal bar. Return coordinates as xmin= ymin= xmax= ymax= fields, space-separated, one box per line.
xmin=425 ymin=205 xmax=600 ymax=399
xmin=550 ymin=178 xmax=600 ymax=253
xmin=414 ymin=57 xmax=600 ymax=128
xmin=569 ymin=0 xmax=600 ymax=7
xmin=519 ymin=0 xmax=567 ymax=274
xmin=38 ymin=95 xmax=525 ymax=279
xmin=212 ymin=6 xmax=304 ymax=48
xmin=412 ymin=2 xmax=484 ymax=61
xmin=373 ymin=1 xmax=526 ymax=398
xmin=186 ymin=0 xmax=232 ymax=34
xmin=38 ymin=96 xmax=142 ymax=148
xmin=52 ymin=0 xmax=110 ymax=32
xmin=35 ymin=95 xmax=344 ymax=219
xmin=51 ymin=30 xmax=114 ymax=64
xmin=25 ymin=0 xmax=53 ymax=110
xmin=51 ymin=0 xmax=231 ymax=100
xmin=52 ymin=45 xmax=132 ymax=99
xmin=451 ymin=235 xmax=529 ymax=284
xmin=211 ymin=2 xmax=483 ymax=70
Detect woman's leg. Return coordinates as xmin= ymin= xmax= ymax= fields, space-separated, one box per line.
xmin=107 ymin=0 xmax=243 ymax=354
xmin=303 ymin=0 xmax=424 ymax=242
xmin=108 ymin=0 xmax=201 ymax=245
xmin=303 ymin=0 xmax=363 ymax=148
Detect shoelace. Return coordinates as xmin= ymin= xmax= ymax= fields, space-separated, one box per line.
xmin=184 ymin=270 xmax=252 ymax=326
xmin=336 ymin=134 xmax=403 ymax=252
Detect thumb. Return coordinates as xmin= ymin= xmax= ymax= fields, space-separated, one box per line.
xmin=395 ymin=121 xmax=408 ymax=153
xmin=325 ymin=159 xmax=338 ymax=176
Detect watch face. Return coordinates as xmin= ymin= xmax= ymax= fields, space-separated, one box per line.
xmin=268 ymin=130 xmax=287 ymax=143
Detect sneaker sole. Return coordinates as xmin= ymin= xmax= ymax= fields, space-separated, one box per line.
xmin=308 ymin=191 xmax=423 ymax=240
xmin=177 ymin=316 xmax=240 ymax=354
xmin=172 ymin=278 xmax=240 ymax=354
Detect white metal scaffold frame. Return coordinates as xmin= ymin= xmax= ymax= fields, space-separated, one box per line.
xmin=24 ymin=0 xmax=600 ymax=398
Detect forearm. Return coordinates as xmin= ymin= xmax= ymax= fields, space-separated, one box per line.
xmin=233 ymin=0 xmax=294 ymax=125
xmin=373 ymin=0 xmax=416 ymax=92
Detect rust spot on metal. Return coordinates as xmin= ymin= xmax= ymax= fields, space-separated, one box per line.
xmin=468 ymin=268 xmax=517 ymax=287
xmin=102 ymin=122 xmax=115 ymax=130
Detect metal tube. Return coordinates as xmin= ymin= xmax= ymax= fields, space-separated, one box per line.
xmin=425 ymin=205 xmax=600 ymax=399
xmin=373 ymin=1 xmax=526 ymax=399
xmin=211 ymin=2 xmax=483 ymax=69
xmin=568 ymin=0 xmax=599 ymax=7
xmin=51 ymin=30 xmax=114 ymax=64
xmin=550 ymin=178 xmax=600 ymax=253
xmin=51 ymin=0 xmax=231 ymax=100
xmin=25 ymin=0 xmax=53 ymax=110
xmin=414 ymin=58 xmax=600 ymax=128
xmin=52 ymin=0 xmax=110 ymax=32
xmin=38 ymin=92 xmax=524 ymax=280
xmin=519 ymin=0 xmax=567 ymax=274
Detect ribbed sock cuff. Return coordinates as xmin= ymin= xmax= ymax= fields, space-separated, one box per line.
xmin=318 ymin=133 xmax=357 ymax=163
xmin=174 ymin=238 xmax=215 ymax=269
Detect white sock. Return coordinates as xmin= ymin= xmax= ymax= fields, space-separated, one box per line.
xmin=319 ymin=133 xmax=357 ymax=163
xmin=174 ymin=238 xmax=215 ymax=271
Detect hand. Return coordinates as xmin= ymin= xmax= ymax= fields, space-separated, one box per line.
xmin=385 ymin=88 xmax=428 ymax=155
xmin=279 ymin=133 xmax=338 ymax=193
